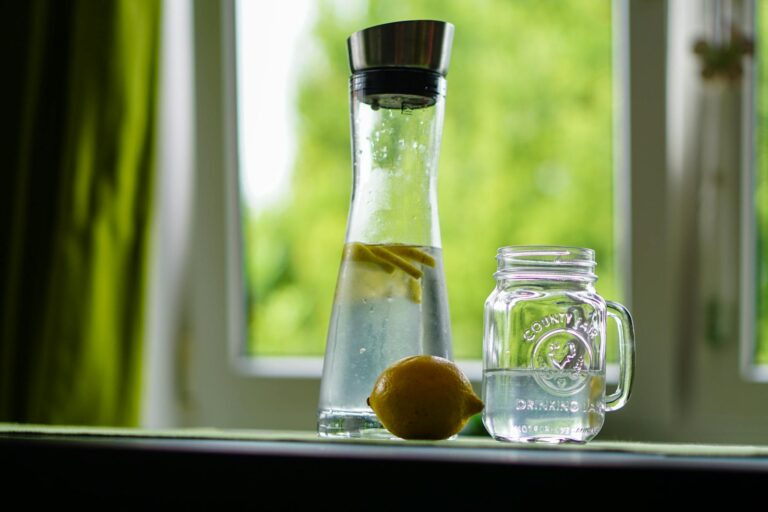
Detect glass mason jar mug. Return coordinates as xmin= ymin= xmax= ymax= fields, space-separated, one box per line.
xmin=482 ymin=246 xmax=635 ymax=443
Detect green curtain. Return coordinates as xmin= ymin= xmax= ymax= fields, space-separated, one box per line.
xmin=0 ymin=0 xmax=161 ymax=425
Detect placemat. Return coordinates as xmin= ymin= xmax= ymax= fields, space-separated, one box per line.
xmin=2 ymin=423 xmax=768 ymax=458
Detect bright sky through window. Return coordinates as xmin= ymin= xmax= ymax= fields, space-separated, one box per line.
xmin=236 ymin=1 xmax=315 ymax=212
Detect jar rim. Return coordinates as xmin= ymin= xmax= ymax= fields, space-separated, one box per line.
xmin=495 ymin=245 xmax=597 ymax=281
xmin=497 ymin=245 xmax=595 ymax=265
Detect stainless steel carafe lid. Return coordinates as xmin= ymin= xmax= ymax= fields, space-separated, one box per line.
xmin=347 ymin=20 xmax=454 ymax=76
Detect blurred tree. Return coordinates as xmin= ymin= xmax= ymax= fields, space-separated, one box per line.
xmin=758 ymin=0 xmax=768 ymax=364
xmin=243 ymin=0 xmax=615 ymax=359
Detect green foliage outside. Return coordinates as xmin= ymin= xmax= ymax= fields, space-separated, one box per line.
xmin=242 ymin=0 xmax=616 ymax=359
xmin=757 ymin=3 xmax=768 ymax=365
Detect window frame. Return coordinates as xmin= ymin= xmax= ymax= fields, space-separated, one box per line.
xmin=161 ymin=0 xmax=768 ymax=442
xmin=176 ymin=0 xmax=627 ymax=429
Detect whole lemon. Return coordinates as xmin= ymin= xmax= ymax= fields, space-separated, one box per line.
xmin=368 ymin=355 xmax=485 ymax=440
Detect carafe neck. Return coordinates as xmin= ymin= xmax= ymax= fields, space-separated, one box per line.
xmin=345 ymin=73 xmax=446 ymax=247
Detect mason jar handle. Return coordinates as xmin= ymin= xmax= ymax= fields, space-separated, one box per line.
xmin=605 ymin=300 xmax=635 ymax=412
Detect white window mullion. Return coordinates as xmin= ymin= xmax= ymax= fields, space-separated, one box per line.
xmin=600 ymin=0 xmax=677 ymax=441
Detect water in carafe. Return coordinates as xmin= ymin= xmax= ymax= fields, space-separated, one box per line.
xmin=318 ymin=21 xmax=455 ymax=437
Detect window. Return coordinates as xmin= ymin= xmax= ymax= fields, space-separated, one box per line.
xmin=236 ymin=0 xmax=620 ymax=364
xmin=169 ymin=0 xmax=768 ymax=441
xmin=667 ymin=0 xmax=766 ymax=379
xmin=752 ymin=0 xmax=768 ymax=371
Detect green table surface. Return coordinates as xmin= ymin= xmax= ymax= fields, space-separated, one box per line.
xmin=3 ymin=423 xmax=768 ymax=457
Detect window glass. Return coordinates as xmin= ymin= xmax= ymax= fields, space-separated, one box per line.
xmin=756 ymin=1 xmax=768 ymax=365
xmin=237 ymin=0 xmax=616 ymax=359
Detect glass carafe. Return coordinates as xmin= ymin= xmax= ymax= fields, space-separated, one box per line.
xmin=318 ymin=20 xmax=455 ymax=437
